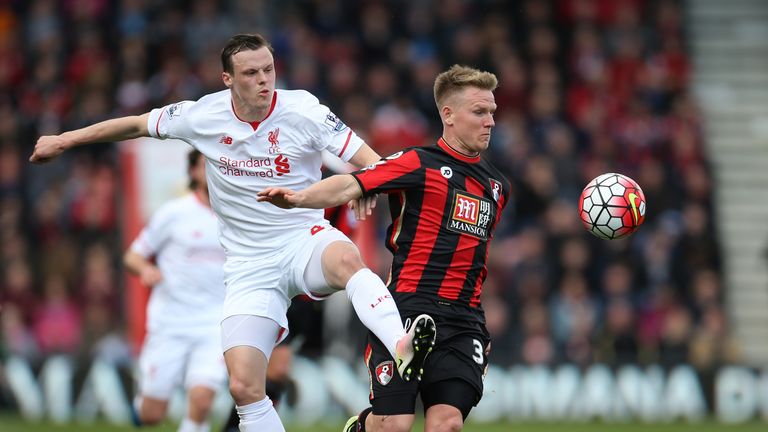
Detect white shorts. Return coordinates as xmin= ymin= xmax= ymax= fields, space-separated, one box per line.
xmin=221 ymin=314 xmax=283 ymax=358
xmin=221 ymin=224 xmax=352 ymax=344
xmin=138 ymin=330 xmax=228 ymax=400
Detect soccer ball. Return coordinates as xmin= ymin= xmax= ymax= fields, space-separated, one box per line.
xmin=579 ymin=173 xmax=646 ymax=240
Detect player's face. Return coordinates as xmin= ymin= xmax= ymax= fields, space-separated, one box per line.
xmin=449 ymin=87 xmax=496 ymax=154
xmin=223 ymin=47 xmax=276 ymax=113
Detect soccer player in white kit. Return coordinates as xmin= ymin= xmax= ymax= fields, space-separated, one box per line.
xmin=29 ymin=33 xmax=436 ymax=431
xmin=125 ymin=150 xmax=227 ymax=432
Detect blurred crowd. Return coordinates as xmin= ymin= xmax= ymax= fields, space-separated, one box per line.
xmin=0 ymin=0 xmax=738 ymax=381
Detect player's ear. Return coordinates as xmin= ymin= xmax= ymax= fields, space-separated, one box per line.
xmin=442 ymin=105 xmax=454 ymax=126
xmin=222 ymin=72 xmax=232 ymax=88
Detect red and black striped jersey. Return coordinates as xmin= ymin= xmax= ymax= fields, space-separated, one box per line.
xmin=351 ymin=138 xmax=510 ymax=324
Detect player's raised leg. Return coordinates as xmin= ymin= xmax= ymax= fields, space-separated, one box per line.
xmin=310 ymin=239 xmax=436 ymax=381
xmin=395 ymin=314 xmax=436 ymax=382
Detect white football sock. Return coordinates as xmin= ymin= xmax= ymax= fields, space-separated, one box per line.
xmin=178 ymin=417 xmax=209 ymax=432
xmin=346 ymin=268 xmax=405 ymax=359
xmin=236 ymin=397 xmax=284 ymax=432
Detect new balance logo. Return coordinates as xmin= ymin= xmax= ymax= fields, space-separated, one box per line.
xmin=219 ymin=135 xmax=233 ymax=145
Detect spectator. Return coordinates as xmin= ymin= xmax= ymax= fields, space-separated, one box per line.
xmin=1 ymin=1 xmax=725 ymax=408
xmin=519 ymin=300 xmax=555 ymax=365
xmin=0 ymin=259 xmax=36 ymax=326
xmin=688 ymin=305 xmax=740 ymax=373
xmin=32 ymin=273 xmax=82 ymax=356
xmin=657 ymin=305 xmax=692 ymax=368
xmin=595 ymin=298 xmax=639 ymax=366
xmin=1 ymin=303 xmax=39 ymax=361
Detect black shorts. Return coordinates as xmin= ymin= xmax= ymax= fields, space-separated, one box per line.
xmin=364 ymin=314 xmax=491 ymax=418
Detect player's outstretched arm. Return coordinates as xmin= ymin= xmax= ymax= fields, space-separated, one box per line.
xmin=258 ymin=174 xmax=363 ymax=209
xmin=256 ymin=187 xmax=300 ymax=209
xmin=29 ymin=113 xmax=151 ymax=164
xmin=347 ymin=143 xmax=380 ymax=169
xmin=123 ymin=249 xmax=163 ymax=287
xmin=347 ymin=143 xmax=380 ymax=220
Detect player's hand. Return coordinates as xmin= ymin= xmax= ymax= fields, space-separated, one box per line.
xmin=139 ymin=266 xmax=163 ymax=287
xmin=29 ymin=135 xmax=71 ymax=164
xmin=349 ymin=194 xmax=377 ymax=221
xmin=257 ymin=187 xmax=300 ymax=209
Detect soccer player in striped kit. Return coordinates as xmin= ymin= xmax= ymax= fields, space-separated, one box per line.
xmin=259 ymin=65 xmax=510 ymax=432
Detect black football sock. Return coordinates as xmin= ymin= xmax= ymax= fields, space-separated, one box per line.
xmin=357 ymin=406 xmax=373 ymax=432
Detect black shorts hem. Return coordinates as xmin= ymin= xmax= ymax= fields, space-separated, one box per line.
xmin=420 ymin=378 xmax=481 ymax=420
xmin=370 ymin=392 xmax=418 ymax=416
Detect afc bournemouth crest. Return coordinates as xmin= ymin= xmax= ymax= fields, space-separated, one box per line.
xmin=489 ymin=178 xmax=502 ymax=202
xmin=375 ymin=360 xmax=394 ymax=386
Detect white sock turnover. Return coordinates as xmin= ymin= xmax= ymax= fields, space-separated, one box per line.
xmin=177 ymin=417 xmax=209 ymax=432
xmin=235 ymin=397 xmax=284 ymax=432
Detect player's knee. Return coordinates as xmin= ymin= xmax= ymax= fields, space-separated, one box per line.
xmin=228 ymin=377 xmax=265 ymax=405
xmin=376 ymin=415 xmax=414 ymax=432
xmin=136 ymin=397 xmax=168 ymax=425
xmin=442 ymin=416 xmax=464 ymax=432
xmin=339 ymin=248 xmax=365 ymax=272
xmin=188 ymin=391 xmax=214 ymax=417
xmin=139 ymin=408 xmax=166 ymax=425
xmin=425 ymin=413 xmax=463 ymax=432
xmin=324 ymin=244 xmax=365 ymax=287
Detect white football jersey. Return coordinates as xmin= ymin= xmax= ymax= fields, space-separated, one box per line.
xmin=129 ymin=193 xmax=225 ymax=335
xmin=147 ymin=89 xmax=364 ymax=258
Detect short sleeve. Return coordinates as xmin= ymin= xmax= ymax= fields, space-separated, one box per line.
xmin=351 ymin=149 xmax=422 ymax=195
xmin=302 ymin=98 xmax=364 ymax=162
xmin=147 ymin=101 xmax=194 ymax=140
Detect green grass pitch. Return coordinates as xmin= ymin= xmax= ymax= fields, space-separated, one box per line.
xmin=1 ymin=415 xmax=765 ymax=432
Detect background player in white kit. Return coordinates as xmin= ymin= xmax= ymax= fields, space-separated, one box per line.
xmin=125 ymin=150 xmax=227 ymax=432
xmin=29 ymin=33 xmax=435 ymax=432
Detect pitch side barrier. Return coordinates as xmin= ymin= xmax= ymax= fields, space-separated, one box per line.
xmin=1 ymin=355 xmax=767 ymax=425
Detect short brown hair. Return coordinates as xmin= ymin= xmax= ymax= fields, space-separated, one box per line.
xmin=433 ymin=65 xmax=498 ymax=108
xmin=221 ymin=34 xmax=274 ymax=74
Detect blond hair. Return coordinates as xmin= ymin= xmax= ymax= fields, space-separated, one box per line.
xmin=433 ymin=65 xmax=498 ymax=108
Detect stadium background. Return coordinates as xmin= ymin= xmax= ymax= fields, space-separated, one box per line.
xmin=1 ymin=0 xmax=767 ymax=430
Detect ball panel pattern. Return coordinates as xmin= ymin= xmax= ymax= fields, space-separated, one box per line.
xmin=579 ymin=173 xmax=646 ymax=240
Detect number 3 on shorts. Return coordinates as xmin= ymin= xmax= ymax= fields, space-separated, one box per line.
xmin=472 ymin=339 xmax=484 ymax=364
